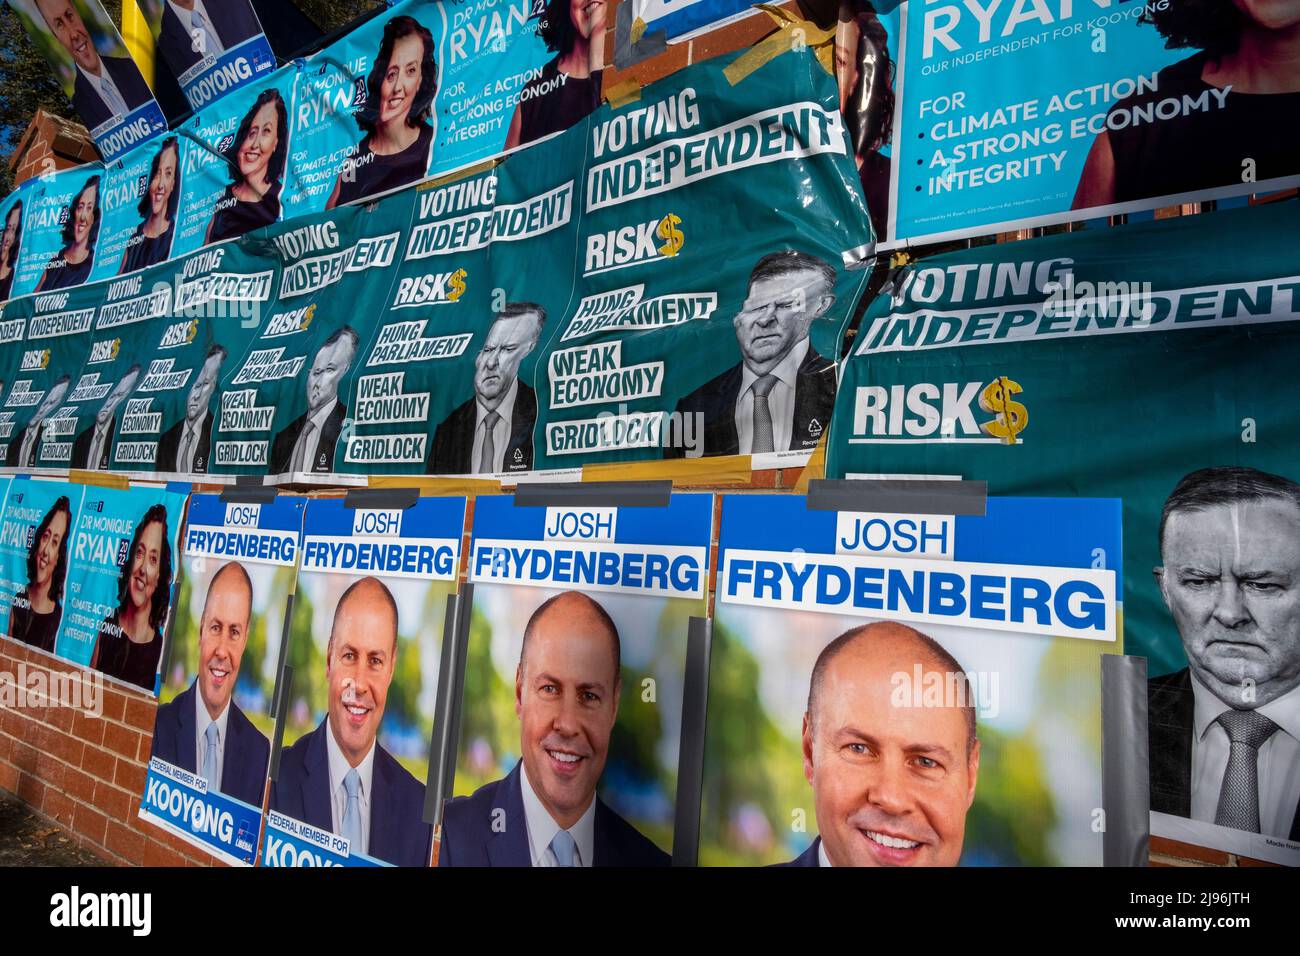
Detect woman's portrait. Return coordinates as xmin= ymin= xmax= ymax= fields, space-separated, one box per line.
xmin=90 ymin=503 xmax=173 ymax=691
xmin=120 ymin=136 xmax=180 ymax=273
xmin=326 ymin=15 xmax=437 ymax=209
xmin=205 ymin=88 xmax=288 ymax=244
xmin=1073 ymin=0 xmax=1300 ymax=207
xmin=35 ymin=175 xmax=99 ymax=292
xmin=837 ymin=0 xmax=896 ymax=241
xmin=0 ymin=200 xmax=24 ymax=302
xmin=7 ymin=496 xmax=71 ymax=655
xmin=504 ymin=0 xmax=605 ymax=150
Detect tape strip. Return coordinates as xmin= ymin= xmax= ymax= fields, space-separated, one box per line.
xmin=343 ymin=486 xmax=419 ymax=510
xmin=514 ymin=479 xmax=671 ymax=508
xmin=806 ymin=478 xmax=988 ymax=516
xmin=724 ymin=4 xmax=835 ymax=86
xmin=68 ymin=469 xmax=129 ymax=490
xmin=582 ymin=454 xmax=752 ymax=486
xmin=792 ymin=433 xmax=827 ymax=494
xmin=606 ymin=78 xmax=643 ymax=108
xmin=218 ymin=485 xmax=278 ymax=504
xmin=368 ymin=474 xmax=501 ymax=496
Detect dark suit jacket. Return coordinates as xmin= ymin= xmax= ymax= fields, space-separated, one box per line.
xmin=156 ymin=412 xmax=213 ymax=474
xmin=71 ymin=417 xmax=115 ymax=470
xmin=773 ymin=836 xmax=821 ymax=867
xmin=150 ymin=680 xmax=270 ymax=809
xmin=6 ymin=422 xmax=45 ymax=468
xmin=665 ymin=344 xmax=835 ymax=459
xmin=439 ymin=760 xmax=670 ymax=867
xmin=269 ymin=719 xmax=433 ymax=867
xmin=270 ymin=401 xmax=345 ymax=474
xmin=427 ymin=383 xmax=535 ymax=475
xmin=1149 ymin=666 xmax=1300 ymax=840
xmin=72 ymin=56 xmax=153 ymax=131
xmin=159 ymin=0 xmax=263 ymax=74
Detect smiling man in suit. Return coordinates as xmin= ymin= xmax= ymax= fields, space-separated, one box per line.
xmin=270 ymin=576 xmax=433 ymax=866
xmin=1149 ymin=466 xmax=1300 ymax=841
xmin=440 ymin=590 xmax=669 ymax=867
xmin=157 ymin=0 xmax=263 ymax=75
xmin=780 ymin=622 xmax=979 ymax=867
xmin=157 ymin=344 xmax=225 ymax=474
xmin=427 ymin=302 xmax=543 ymax=475
xmin=71 ymin=364 xmax=139 ymax=470
xmin=271 ymin=326 xmax=357 ymax=475
xmin=668 ymin=250 xmax=837 ymax=460
xmin=150 ymin=561 xmax=269 ymax=807
xmin=35 ymin=0 xmax=153 ymax=131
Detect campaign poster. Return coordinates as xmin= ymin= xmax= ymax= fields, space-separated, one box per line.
xmin=1 ymin=281 xmax=94 ymax=471
xmin=55 ymin=483 xmax=188 ymax=695
xmin=12 ymin=164 xmax=105 ymax=296
xmin=129 ymin=239 xmax=279 ymax=478
xmin=3 ymin=0 xmax=167 ymax=160
xmin=173 ymin=68 xmax=301 ymax=259
xmin=94 ymin=135 xmax=184 ymax=281
xmin=215 ymin=195 xmax=410 ymax=480
xmin=264 ymin=495 xmax=465 ymax=867
xmin=135 ymin=0 xmax=276 ymax=112
xmin=0 ymin=475 xmax=75 ymax=658
xmin=703 ymin=493 xmax=1121 ymax=866
xmin=629 ymin=0 xmax=760 ymax=41
xmin=826 ymin=199 xmax=1300 ymax=866
xmin=531 ymin=45 xmax=873 ymax=471
xmin=0 ymin=186 xmax=30 ymax=303
xmin=443 ymin=492 xmax=712 ymax=867
xmin=0 ymin=297 xmax=31 ymax=440
xmin=879 ymin=0 xmax=1300 ymax=245
xmin=139 ymin=493 xmax=303 ymax=865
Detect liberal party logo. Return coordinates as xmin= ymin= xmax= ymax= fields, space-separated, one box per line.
xmin=583 ymin=213 xmax=684 ymax=276
xmin=20 ymin=349 xmax=50 ymax=371
xmin=159 ymin=319 xmax=198 ymax=349
xmin=88 ymin=338 xmax=122 ymax=364
xmin=850 ymin=376 xmax=1028 ymax=445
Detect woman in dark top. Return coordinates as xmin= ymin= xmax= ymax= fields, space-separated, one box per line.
xmin=7 ymin=496 xmax=71 ymax=655
xmin=505 ymin=0 xmax=605 ymax=150
xmin=1073 ymin=0 xmax=1300 ymax=207
xmin=120 ymin=137 xmax=180 ymax=274
xmin=90 ymin=504 xmax=172 ymax=692
xmin=205 ymin=89 xmax=287 ymax=245
xmin=838 ymin=1 xmax=896 ymax=241
xmin=327 ymin=15 xmax=438 ymax=209
xmin=35 ymin=176 xmax=99 ymax=292
xmin=0 ymin=199 xmax=23 ymax=302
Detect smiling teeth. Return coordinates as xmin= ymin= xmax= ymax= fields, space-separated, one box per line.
xmin=346 ymin=705 xmax=368 ymax=716
xmin=867 ymin=831 xmax=920 ymax=849
xmin=550 ymin=751 xmax=580 ymax=763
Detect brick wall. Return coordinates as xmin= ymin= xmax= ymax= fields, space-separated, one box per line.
xmin=7 ymin=110 xmax=100 ymax=188
xmin=0 ymin=467 xmax=1280 ymax=867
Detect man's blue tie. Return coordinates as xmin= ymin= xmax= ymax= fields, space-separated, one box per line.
xmin=549 ymin=828 xmax=576 ymax=867
xmin=342 ymin=769 xmax=363 ymax=849
xmin=202 ymin=721 xmax=218 ymax=787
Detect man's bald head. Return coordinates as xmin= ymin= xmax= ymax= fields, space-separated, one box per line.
xmin=519 ymin=590 xmax=621 ymax=678
xmin=203 ymin=561 xmax=252 ymax=622
xmin=807 ymin=622 xmax=977 ymax=754
xmin=330 ymin=575 xmax=399 ymax=656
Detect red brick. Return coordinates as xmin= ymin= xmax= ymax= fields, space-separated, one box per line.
xmin=1235 ymin=854 xmax=1282 ymax=868
xmin=1 ymin=639 xmax=28 ymax=663
xmin=749 ymin=468 xmax=778 ymax=488
xmin=46 ymin=705 xmax=75 ymax=733
xmin=0 ymin=733 xmax=10 ymax=764
xmin=46 ymin=728 xmax=85 ymax=767
xmin=1150 ymin=836 xmax=1230 ymax=865
xmin=143 ymin=839 xmax=188 ymax=868
xmin=0 ymin=760 xmax=17 ymax=793
xmin=15 ymin=773 xmax=45 ymax=807
xmin=35 ymin=750 xmax=67 ymax=790
xmin=114 ymin=757 xmax=146 ymax=794
xmin=82 ymin=744 xmax=116 ymax=782
xmin=124 ymin=697 xmax=156 ymax=732
xmin=72 ymin=801 xmax=108 ymax=846
xmin=104 ymin=819 xmax=146 ymax=865
xmin=42 ymin=786 xmax=75 ymax=826
xmin=72 ymin=711 xmax=105 ymax=746
xmin=10 ymin=739 xmax=38 ymax=774
xmin=99 ymin=691 xmax=125 ymax=723
xmin=93 ymin=780 xmax=131 ymax=820
xmin=102 ymin=721 xmax=141 ymax=760
xmin=63 ymin=766 xmax=97 ymax=804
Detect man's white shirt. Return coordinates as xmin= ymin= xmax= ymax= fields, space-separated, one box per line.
xmin=291 ymin=401 xmax=336 ymax=473
xmin=519 ymin=762 xmax=595 ymax=867
xmin=167 ymin=0 xmax=225 ymax=56
xmin=325 ymin=721 xmax=375 ymax=856
xmin=733 ymin=336 xmax=808 ymax=455
xmin=77 ymin=63 xmax=128 ymax=118
xmin=194 ymin=690 xmax=230 ymax=793
xmin=471 ymin=378 xmax=517 ymax=475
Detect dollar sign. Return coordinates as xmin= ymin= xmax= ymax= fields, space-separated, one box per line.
xmin=979 ymin=376 xmax=1028 ymax=444
xmin=448 ymin=268 xmax=467 ymax=301
xmin=656 ymin=214 xmax=683 ymax=257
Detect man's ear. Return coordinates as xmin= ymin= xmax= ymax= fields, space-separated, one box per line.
xmin=1153 ymin=566 xmax=1169 ymax=607
xmin=966 ymin=738 xmax=981 ymax=808
xmin=812 ymin=291 xmax=836 ymax=320
xmin=514 ymin=663 xmax=524 ymax=719
xmin=801 ymin=712 xmax=816 ymax=785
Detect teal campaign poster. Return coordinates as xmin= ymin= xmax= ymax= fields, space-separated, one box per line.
xmin=826 ymin=199 xmax=1300 ymax=866
xmin=55 ymin=483 xmax=188 ymax=695
xmin=0 ymin=475 xmax=74 ymax=656
xmin=0 ymin=186 xmax=28 ymax=303
xmin=94 ymin=135 xmax=184 ymax=281
xmin=4 ymin=0 xmax=167 ymax=161
xmin=703 ymin=494 xmax=1121 ymax=866
xmin=878 ymin=0 xmax=1300 ymax=245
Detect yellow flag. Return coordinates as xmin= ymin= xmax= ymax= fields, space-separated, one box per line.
xmin=120 ymin=0 xmax=156 ymax=89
